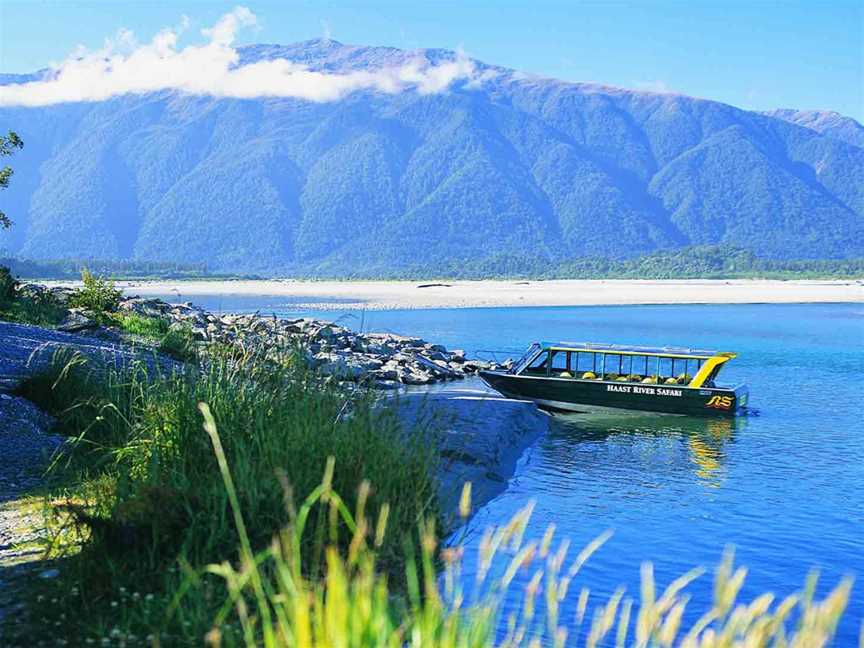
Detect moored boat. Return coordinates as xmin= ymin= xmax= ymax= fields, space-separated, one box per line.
xmin=479 ymin=341 xmax=749 ymax=416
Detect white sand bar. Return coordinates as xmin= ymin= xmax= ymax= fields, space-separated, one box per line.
xmin=103 ymin=279 xmax=864 ymax=311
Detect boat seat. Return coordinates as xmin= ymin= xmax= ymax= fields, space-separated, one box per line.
xmin=627 ymin=374 xmax=643 ymax=382
xmin=581 ymin=371 xmax=597 ymax=380
xmin=642 ymin=376 xmax=658 ymax=384
xmin=559 ymin=371 xmax=573 ymax=378
xmin=665 ymin=377 xmax=680 ymax=385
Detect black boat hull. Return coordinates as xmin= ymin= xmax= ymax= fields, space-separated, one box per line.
xmin=479 ymin=370 xmax=748 ymax=416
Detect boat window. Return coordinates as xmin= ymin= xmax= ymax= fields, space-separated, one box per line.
xmin=620 ymin=355 xmax=633 ymax=375
xmin=677 ymin=358 xmax=698 ymax=384
xmin=620 ymin=355 xmax=649 ymax=381
xmin=523 ymin=351 xmax=550 ymax=375
xmin=658 ymin=357 xmax=674 ymax=377
xmin=575 ymin=352 xmax=597 ymax=373
xmin=602 ymin=354 xmax=625 ymax=378
xmin=633 ymin=355 xmax=651 ymax=376
xmin=550 ymin=351 xmax=570 ymax=375
xmin=512 ymin=343 xmax=542 ymax=374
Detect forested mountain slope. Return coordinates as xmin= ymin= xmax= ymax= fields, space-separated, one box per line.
xmin=1 ymin=39 xmax=862 ymax=274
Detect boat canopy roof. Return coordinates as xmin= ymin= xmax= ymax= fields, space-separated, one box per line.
xmin=539 ymin=341 xmax=735 ymax=360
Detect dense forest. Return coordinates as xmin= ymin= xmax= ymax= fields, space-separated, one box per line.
xmin=4 ymin=246 xmax=863 ymax=281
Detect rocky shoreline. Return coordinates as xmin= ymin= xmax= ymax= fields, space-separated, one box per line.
xmin=26 ymin=283 xmax=511 ymax=388
xmin=0 ymin=283 xmax=551 ymax=637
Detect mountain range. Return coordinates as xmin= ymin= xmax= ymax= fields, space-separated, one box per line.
xmin=1 ymin=39 xmax=863 ymax=275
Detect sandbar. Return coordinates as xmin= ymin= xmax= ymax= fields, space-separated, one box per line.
xmin=93 ymin=278 xmax=864 ymax=310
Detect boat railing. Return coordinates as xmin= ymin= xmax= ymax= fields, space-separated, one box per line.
xmin=553 ymin=341 xmax=718 ymax=356
xmin=474 ymin=348 xmax=525 ymax=365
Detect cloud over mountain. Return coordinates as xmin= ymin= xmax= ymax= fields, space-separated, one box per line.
xmin=0 ymin=7 xmax=481 ymax=107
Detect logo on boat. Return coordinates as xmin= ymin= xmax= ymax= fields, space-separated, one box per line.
xmin=706 ymin=395 xmax=734 ymax=410
xmin=606 ymin=385 xmax=682 ymax=397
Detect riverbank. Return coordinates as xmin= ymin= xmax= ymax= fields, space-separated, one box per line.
xmin=77 ymin=278 xmax=864 ymax=310
xmin=0 ymin=281 xmax=855 ymax=645
xmin=0 ymin=315 xmax=546 ymax=644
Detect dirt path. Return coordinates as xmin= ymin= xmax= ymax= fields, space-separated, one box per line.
xmin=0 ymin=321 xmax=146 ymax=636
xmin=0 ymin=394 xmax=61 ymax=634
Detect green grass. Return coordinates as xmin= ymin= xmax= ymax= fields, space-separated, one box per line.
xmin=111 ymin=313 xmax=198 ymax=362
xmin=199 ymin=454 xmax=853 ymax=648
xmin=12 ymin=345 xmax=439 ymax=644
xmin=112 ymin=312 xmax=169 ymax=339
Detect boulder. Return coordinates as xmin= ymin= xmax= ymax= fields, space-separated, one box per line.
xmin=392 ymin=387 xmax=550 ymax=528
xmin=57 ymin=309 xmax=98 ymax=333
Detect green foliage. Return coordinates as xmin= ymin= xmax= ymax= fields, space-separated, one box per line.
xmin=68 ymin=268 xmax=122 ymax=319
xmin=287 ymin=246 xmax=864 ymax=280
xmin=4 ymin=246 xmax=864 ymax=282
xmin=157 ymin=324 xmax=197 ymax=361
xmin=4 ymin=58 xmax=864 ymax=267
xmin=0 ymin=264 xmax=17 ymax=308
xmin=112 ymin=312 xmax=169 ymax=339
xmin=0 ymin=256 xmax=216 ymax=280
xmin=15 ymin=346 xmax=439 ymax=643
xmin=0 ymin=267 xmax=66 ymax=326
xmin=0 ymin=130 xmax=23 ymax=229
xmin=112 ymin=314 xmax=199 ymax=362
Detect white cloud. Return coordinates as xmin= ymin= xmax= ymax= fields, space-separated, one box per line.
xmin=0 ymin=6 xmax=480 ymax=107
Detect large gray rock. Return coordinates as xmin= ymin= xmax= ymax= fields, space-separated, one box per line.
xmin=56 ymin=309 xmax=98 ymax=333
xmin=0 ymin=321 xmax=172 ymax=393
xmin=393 ymin=386 xmax=550 ymax=529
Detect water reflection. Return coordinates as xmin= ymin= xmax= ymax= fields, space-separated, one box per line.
xmin=547 ymin=411 xmax=747 ymax=487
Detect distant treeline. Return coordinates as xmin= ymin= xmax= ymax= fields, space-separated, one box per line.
xmin=295 ymin=246 xmax=864 ymax=280
xmin=4 ymin=246 xmax=864 ymax=281
xmin=464 ymin=247 xmax=864 ymax=280
xmin=0 ymin=257 xmax=233 ymax=280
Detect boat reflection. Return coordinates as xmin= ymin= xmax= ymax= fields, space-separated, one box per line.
xmin=547 ymin=410 xmax=747 ymax=486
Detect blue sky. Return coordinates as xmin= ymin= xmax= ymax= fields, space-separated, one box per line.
xmin=1 ymin=0 xmax=861 ymax=120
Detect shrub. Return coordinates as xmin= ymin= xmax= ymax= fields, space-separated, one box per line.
xmin=68 ymin=268 xmax=122 ymax=319
xmin=0 ymin=270 xmax=66 ymax=327
xmin=0 ymin=264 xmax=17 ymax=307
xmin=157 ymin=323 xmax=197 ymax=361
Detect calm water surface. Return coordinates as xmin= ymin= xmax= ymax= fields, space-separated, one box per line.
xmin=156 ymin=297 xmax=864 ymax=642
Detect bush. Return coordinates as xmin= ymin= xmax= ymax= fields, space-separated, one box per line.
xmin=68 ymin=268 xmax=122 ymax=319
xmin=157 ymin=324 xmax=197 ymax=361
xmin=0 ymin=264 xmax=17 ymax=308
xmin=0 ymin=270 xmax=66 ymax=327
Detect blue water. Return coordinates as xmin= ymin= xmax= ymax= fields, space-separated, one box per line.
xmin=157 ymin=297 xmax=864 ymax=642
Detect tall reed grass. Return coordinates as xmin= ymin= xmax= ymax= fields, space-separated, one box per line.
xmin=15 ymin=345 xmax=439 ymax=643
xmin=199 ymin=403 xmax=854 ymax=648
